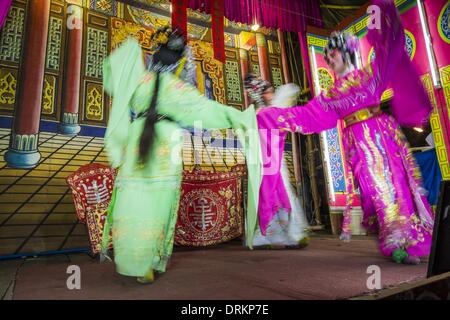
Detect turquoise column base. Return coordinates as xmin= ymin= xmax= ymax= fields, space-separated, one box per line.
xmin=4 ymin=148 xmax=41 ymax=169
xmin=59 ymin=123 xmax=81 ymax=135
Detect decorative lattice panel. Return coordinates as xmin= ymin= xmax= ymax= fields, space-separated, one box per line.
xmin=85 ymin=27 xmax=108 ymax=79
xmin=45 ymin=16 xmax=63 ymax=71
xmin=0 ymin=6 xmax=25 ymax=63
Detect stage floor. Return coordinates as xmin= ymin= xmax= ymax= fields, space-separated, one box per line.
xmin=3 ymin=235 xmax=428 ymax=300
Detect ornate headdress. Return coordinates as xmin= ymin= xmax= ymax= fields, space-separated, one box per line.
xmin=243 ymin=73 xmax=273 ymax=107
xmin=324 ymin=31 xmax=359 ymax=66
xmin=146 ymin=27 xmax=197 ymax=86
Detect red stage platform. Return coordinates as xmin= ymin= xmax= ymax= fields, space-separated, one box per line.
xmin=9 ymin=235 xmax=447 ymax=300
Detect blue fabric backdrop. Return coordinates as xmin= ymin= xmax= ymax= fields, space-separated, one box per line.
xmin=413 ymin=149 xmax=442 ymax=205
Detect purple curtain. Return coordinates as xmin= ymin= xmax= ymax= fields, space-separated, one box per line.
xmin=0 ymin=0 xmax=13 ymax=29
xmin=188 ymin=0 xmax=322 ymax=33
xmin=188 ymin=0 xmax=323 ymax=89
xmin=296 ymin=0 xmax=323 ymax=91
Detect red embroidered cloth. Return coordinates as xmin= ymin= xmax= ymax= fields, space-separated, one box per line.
xmin=175 ymin=165 xmax=246 ymax=246
xmin=68 ymin=163 xmax=246 ymax=252
xmin=66 ymin=163 xmax=117 ymax=223
xmin=66 ymin=164 xmax=116 ymax=254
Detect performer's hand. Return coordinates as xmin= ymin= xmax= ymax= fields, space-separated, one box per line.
xmin=339 ymin=232 xmax=351 ymax=242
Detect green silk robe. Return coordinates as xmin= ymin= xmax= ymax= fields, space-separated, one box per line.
xmin=102 ymin=38 xmax=261 ymax=277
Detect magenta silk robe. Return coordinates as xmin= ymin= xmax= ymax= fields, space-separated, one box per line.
xmin=256 ymin=0 xmax=434 ymax=257
xmin=0 ymin=0 xmax=12 ymax=29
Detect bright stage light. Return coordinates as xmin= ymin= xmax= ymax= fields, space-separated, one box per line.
xmin=414 ymin=127 xmax=424 ymax=133
xmin=251 ymin=24 xmax=260 ymax=32
xmin=417 ymin=0 xmax=441 ymax=88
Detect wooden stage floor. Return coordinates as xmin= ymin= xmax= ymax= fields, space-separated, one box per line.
xmin=5 ymin=235 xmax=429 ymax=300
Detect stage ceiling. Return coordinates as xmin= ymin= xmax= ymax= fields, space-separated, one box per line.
xmin=118 ymin=0 xmax=369 ymax=31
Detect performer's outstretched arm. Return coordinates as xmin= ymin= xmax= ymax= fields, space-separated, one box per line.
xmin=158 ymin=72 xmax=254 ymax=130
xmin=256 ymin=96 xmax=339 ymax=134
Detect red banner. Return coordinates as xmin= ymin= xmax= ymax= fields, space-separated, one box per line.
xmin=172 ymin=0 xmax=188 ymax=39
xmin=211 ymin=0 xmax=225 ymax=63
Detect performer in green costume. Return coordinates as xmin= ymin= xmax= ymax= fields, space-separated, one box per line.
xmin=101 ymin=29 xmax=261 ymax=283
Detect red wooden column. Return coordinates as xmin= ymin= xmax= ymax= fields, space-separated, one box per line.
xmin=59 ymin=5 xmax=83 ymax=135
xmin=277 ymin=30 xmax=291 ymax=83
xmin=256 ymin=32 xmax=271 ymax=82
xmin=4 ymin=0 xmax=51 ymax=169
xmin=239 ymin=48 xmax=251 ymax=108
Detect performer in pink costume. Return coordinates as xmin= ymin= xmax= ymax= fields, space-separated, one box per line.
xmin=256 ymin=0 xmax=434 ymax=264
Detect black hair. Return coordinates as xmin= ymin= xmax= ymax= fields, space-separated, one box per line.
xmin=138 ymin=30 xmax=186 ymax=164
xmin=138 ymin=72 xmax=160 ymax=163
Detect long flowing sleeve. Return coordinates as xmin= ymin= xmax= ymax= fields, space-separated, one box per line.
xmin=158 ymin=72 xmax=252 ymax=130
xmin=256 ymin=96 xmax=339 ymax=135
xmin=368 ymin=0 xmax=432 ymax=127
xmin=158 ymin=72 xmax=262 ymax=249
xmin=0 ymin=0 xmax=12 ymax=29
xmin=367 ymin=0 xmax=404 ymax=93
xmin=103 ymin=38 xmax=145 ymax=168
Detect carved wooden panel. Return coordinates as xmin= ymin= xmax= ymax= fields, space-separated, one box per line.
xmin=0 ymin=1 xmax=26 ymax=115
xmin=80 ymin=10 xmax=109 ymax=126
